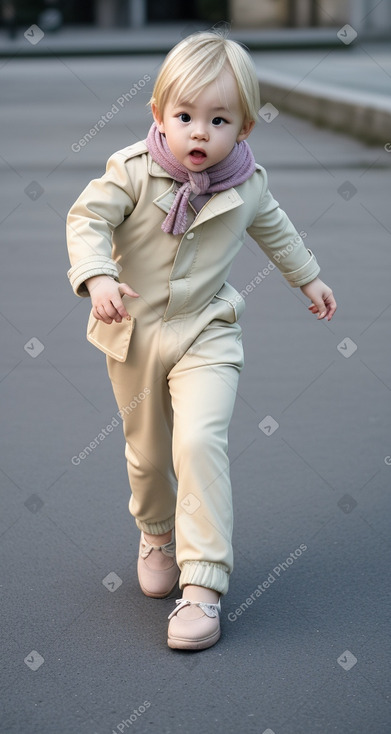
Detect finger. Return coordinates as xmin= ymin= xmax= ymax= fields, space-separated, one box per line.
xmin=92 ymin=305 xmax=106 ymax=321
xmin=94 ymin=305 xmax=113 ymax=324
xmin=111 ymin=306 xmax=126 ymax=323
xmin=112 ymin=296 xmax=132 ymax=320
xmin=102 ymin=301 xmax=121 ymax=320
xmin=308 ymin=303 xmax=326 ymax=318
xmin=326 ymin=298 xmax=337 ymax=321
xmin=308 ymin=299 xmax=327 ymax=319
xmin=322 ymin=292 xmax=337 ymax=321
xmin=97 ymin=301 xmax=122 ymax=323
xmin=312 ymin=298 xmax=327 ymax=319
xmin=115 ymin=283 xmax=139 ymax=319
xmin=118 ymin=283 xmax=140 ymax=299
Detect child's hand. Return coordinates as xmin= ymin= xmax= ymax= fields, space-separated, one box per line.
xmin=85 ymin=275 xmax=139 ymax=324
xmin=300 ymin=277 xmax=337 ymax=321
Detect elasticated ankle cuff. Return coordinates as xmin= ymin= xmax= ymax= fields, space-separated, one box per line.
xmin=135 ymin=514 xmax=175 ymax=535
xmin=179 ymin=561 xmax=229 ymax=596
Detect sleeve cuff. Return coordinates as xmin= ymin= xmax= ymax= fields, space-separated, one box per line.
xmin=67 ymin=256 xmax=120 ymax=297
xmin=283 ymin=249 xmax=320 ymax=287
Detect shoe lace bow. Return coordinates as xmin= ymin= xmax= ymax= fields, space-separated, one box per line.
xmin=167 ymin=598 xmax=221 ymax=620
xmin=140 ymin=535 xmax=176 ymax=560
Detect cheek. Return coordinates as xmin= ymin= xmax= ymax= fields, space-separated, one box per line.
xmin=218 ymin=129 xmax=233 ymax=147
xmin=169 ymin=124 xmax=185 ymax=143
xmin=165 ymin=121 xmax=178 ymax=137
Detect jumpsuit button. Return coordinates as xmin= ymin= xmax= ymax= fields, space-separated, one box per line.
xmin=186 ymin=232 xmax=195 ymax=240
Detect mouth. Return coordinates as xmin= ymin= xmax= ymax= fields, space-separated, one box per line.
xmin=188 ymin=148 xmax=207 ymax=164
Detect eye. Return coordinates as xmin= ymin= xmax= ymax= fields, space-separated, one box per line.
xmin=212 ymin=117 xmax=227 ymax=126
xmin=178 ymin=113 xmax=191 ymax=123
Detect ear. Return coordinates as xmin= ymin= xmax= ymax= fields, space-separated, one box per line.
xmin=151 ymin=103 xmax=165 ymax=134
xmin=236 ymin=119 xmax=255 ymax=143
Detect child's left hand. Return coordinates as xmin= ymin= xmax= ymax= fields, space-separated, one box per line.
xmin=300 ymin=277 xmax=337 ymax=321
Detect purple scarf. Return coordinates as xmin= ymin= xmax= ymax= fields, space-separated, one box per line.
xmin=145 ymin=122 xmax=256 ymax=235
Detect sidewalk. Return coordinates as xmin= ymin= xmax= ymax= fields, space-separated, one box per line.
xmin=253 ymin=44 xmax=391 ymax=145
xmin=0 ymin=24 xmax=367 ymax=56
xmin=1 ymin=24 xmax=390 ymax=144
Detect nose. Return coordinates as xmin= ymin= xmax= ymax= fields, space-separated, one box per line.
xmin=190 ymin=123 xmax=209 ymax=141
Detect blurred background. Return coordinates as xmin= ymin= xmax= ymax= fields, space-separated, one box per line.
xmin=1 ymin=0 xmax=391 ymax=35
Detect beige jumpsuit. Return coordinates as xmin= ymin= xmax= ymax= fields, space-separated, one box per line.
xmin=66 ymin=141 xmax=320 ymax=595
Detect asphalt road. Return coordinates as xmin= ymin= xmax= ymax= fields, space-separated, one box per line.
xmin=1 ymin=55 xmax=391 ymax=734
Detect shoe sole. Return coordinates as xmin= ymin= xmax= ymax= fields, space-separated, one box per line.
xmin=139 ymin=584 xmax=177 ymax=599
xmin=138 ymin=572 xmax=180 ymax=599
xmin=167 ymin=628 xmax=221 ymax=650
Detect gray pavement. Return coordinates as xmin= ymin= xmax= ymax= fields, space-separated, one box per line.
xmin=1 ymin=53 xmax=391 ymax=734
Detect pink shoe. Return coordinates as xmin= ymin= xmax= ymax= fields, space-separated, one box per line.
xmin=137 ymin=531 xmax=180 ymax=599
xmin=167 ymin=598 xmax=221 ymax=650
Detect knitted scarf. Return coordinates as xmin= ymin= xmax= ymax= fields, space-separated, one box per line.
xmin=145 ymin=122 xmax=256 ymax=235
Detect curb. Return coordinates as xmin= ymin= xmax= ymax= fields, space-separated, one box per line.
xmin=0 ymin=26 xmax=358 ymax=59
xmin=258 ymin=69 xmax=391 ymax=145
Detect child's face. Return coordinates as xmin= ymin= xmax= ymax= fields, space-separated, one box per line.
xmin=152 ymin=65 xmax=254 ymax=172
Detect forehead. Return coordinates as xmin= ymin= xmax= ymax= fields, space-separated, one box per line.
xmin=170 ymin=66 xmax=242 ymax=110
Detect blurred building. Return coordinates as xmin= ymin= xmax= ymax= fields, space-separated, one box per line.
xmin=94 ymin=0 xmax=227 ymax=26
xmin=93 ymin=0 xmax=391 ymax=32
xmin=231 ymin=0 xmax=349 ymax=28
xmin=91 ymin=0 xmax=350 ymax=27
xmin=3 ymin=0 xmax=391 ymax=32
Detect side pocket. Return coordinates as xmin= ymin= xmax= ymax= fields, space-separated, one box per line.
xmin=86 ymin=309 xmax=135 ymax=362
xmin=213 ymin=281 xmax=246 ymax=323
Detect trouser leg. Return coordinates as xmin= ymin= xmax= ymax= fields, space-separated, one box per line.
xmin=106 ymin=327 xmax=177 ymax=535
xmin=168 ymin=319 xmax=244 ymax=596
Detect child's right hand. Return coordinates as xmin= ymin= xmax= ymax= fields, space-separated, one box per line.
xmin=85 ymin=275 xmax=139 ymax=324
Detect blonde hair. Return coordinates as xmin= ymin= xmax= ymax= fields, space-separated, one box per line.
xmin=149 ymin=30 xmax=260 ymax=124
